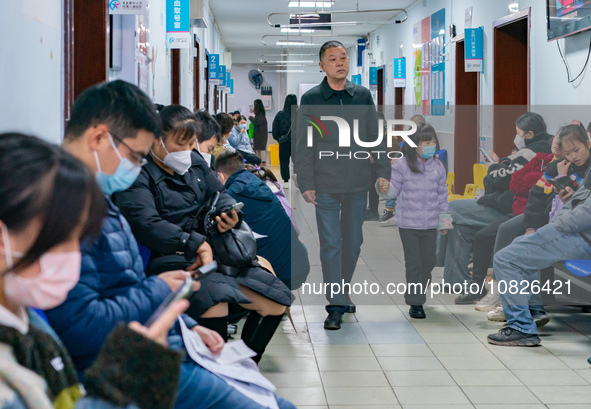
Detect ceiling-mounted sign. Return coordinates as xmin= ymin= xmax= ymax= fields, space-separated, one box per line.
xmin=108 ymin=0 xmax=147 ymax=15
xmin=357 ymin=38 xmax=366 ymax=67
xmin=465 ymin=27 xmax=484 ymax=73
xmin=166 ymin=0 xmax=190 ymax=49
xmin=229 ymin=79 xmax=234 ymax=94
xmin=219 ymin=65 xmax=227 ymax=88
xmin=352 ymin=74 xmax=361 ymax=85
xmin=393 ymin=57 xmax=406 ymax=88
xmin=208 ymin=54 xmax=220 ymax=84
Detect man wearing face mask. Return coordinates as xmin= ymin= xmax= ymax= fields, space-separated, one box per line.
xmin=228 ymin=115 xmax=262 ymax=165
xmin=193 ymin=111 xmax=220 ymax=169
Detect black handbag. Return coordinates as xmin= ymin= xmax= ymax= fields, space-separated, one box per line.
xmin=195 ymin=192 xmax=258 ymax=269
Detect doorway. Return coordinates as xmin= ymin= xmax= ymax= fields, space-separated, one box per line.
xmin=171 ymin=49 xmax=181 ymax=105
xmin=64 ymin=0 xmax=108 ymax=123
xmin=214 ymin=85 xmax=219 ymax=114
xmin=493 ymin=8 xmax=530 ymax=156
xmin=193 ymin=39 xmax=200 ymax=111
xmin=377 ymin=67 xmax=384 ymax=112
xmin=454 ymin=38 xmax=480 ymax=193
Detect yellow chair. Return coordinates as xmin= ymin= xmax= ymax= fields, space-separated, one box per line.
xmin=446 ymin=172 xmax=455 ymax=195
xmin=448 ymin=164 xmax=487 ymax=201
xmin=268 ymin=144 xmax=280 ymax=165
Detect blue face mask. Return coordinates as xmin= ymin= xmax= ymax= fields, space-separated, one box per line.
xmin=419 ymin=145 xmax=437 ymax=159
xmin=94 ymin=134 xmax=142 ymax=195
xmin=238 ymin=124 xmax=246 ymax=129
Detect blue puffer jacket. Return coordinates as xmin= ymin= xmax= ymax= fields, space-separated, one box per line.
xmin=228 ymin=126 xmax=254 ymax=153
xmin=45 ymin=197 xmax=196 ymax=374
xmin=390 ymin=157 xmax=449 ymax=230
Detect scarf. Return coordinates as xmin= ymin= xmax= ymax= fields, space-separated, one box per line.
xmin=0 ymin=312 xmax=84 ymax=409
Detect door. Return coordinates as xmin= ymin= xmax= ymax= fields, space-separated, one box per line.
xmin=454 ymin=39 xmax=480 ymax=193
xmin=193 ymin=39 xmax=200 ymax=111
xmin=64 ymin=0 xmax=108 ymax=123
xmin=214 ymin=85 xmax=219 ymax=114
xmin=171 ymin=49 xmax=181 ymax=105
xmin=493 ymin=8 xmax=530 ymax=156
xmin=204 ymin=53 xmax=210 ymax=112
xmin=377 ymin=67 xmax=385 ymax=112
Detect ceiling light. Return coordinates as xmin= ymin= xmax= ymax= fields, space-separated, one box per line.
xmin=288 ymin=1 xmax=333 ymax=8
xmin=280 ymin=28 xmax=315 ymax=33
xmin=274 ymin=69 xmax=305 ymax=72
xmin=276 ymin=41 xmax=307 ymax=45
xmin=261 ymin=60 xmax=315 ymax=63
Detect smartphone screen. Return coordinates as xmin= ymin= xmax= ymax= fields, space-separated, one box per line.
xmin=231 ymin=202 xmax=244 ymax=211
xmin=192 ymin=260 xmax=218 ymax=280
xmin=549 ymin=179 xmax=567 ymax=191
xmin=480 ymin=147 xmax=494 ymax=163
xmin=144 ymin=277 xmax=193 ymax=327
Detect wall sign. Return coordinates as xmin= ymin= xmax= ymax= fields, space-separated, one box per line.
xmin=369 ymin=66 xmax=378 ymax=91
xmin=166 ymin=0 xmax=190 ymax=49
xmin=208 ymin=54 xmax=220 ymax=84
xmin=393 ymin=58 xmax=406 ymax=88
xmin=430 ymin=8 xmax=445 ymax=116
xmin=465 ymin=27 xmax=484 ymax=73
xmin=109 ymin=0 xmax=147 ymax=15
xmin=352 ymin=74 xmax=361 ymax=85
xmin=219 ymin=65 xmax=226 ymax=88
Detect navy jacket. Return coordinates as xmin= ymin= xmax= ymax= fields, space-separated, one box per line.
xmin=45 ymin=198 xmax=197 ymax=374
xmin=224 ymin=170 xmax=299 ymax=288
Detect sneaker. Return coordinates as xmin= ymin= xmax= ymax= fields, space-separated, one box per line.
xmin=283 ymin=182 xmax=289 ymax=190
xmin=455 ymin=286 xmax=488 ymax=305
xmin=364 ymin=209 xmax=380 ymax=221
xmin=475 ymin=282 xmax=501 ymax=312
xmin=379 ymin=209 xmax=396 ymax=226
xmin=487 ymin=305 xmax=507 ymax=322
xmin=487 ymin=327 xmax=541 ymax=346
xmin=532 ymin=312 xmax=550 ymax=328
xmin=409 ymin=305 xmax=426 ymax=319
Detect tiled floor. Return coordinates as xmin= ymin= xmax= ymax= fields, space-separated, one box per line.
xmin=261 ymin=166 xmax=591 ymax=408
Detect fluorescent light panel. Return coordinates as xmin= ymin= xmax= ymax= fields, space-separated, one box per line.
xmin=281 ymin=28 xmax=315 ymax=33
xmin=288 ymin=1 xmax=333 ymax=8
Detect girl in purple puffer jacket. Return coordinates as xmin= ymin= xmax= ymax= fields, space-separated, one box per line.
xmin=383 ymin=123 xmax=452 ymax=319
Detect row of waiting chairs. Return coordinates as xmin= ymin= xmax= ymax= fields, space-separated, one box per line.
xmin=447 ymin=163 xmax=487 ymax=201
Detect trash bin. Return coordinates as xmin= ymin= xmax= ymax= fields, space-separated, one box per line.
xmin=268 ymin=144 xmax=280 ymax=165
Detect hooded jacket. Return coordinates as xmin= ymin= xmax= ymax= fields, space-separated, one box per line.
xmin=477 ymin=131 xmax=553 ymax=214
xmin=225 ymin=169 xmax=309 ymax=289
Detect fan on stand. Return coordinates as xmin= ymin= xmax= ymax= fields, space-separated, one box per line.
xmin=248 ymin=70 xmax=264 ymax=89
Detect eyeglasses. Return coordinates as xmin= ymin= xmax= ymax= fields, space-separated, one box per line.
xmin=110 ymin=132 xmax=148 ymax=167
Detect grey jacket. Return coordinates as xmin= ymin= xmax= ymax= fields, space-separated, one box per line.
xmin=552 ymin=186 xmax=591 ymax=237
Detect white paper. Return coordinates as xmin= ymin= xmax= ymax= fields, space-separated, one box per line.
xmin=178 ymin=319 xmax=278 ymax=409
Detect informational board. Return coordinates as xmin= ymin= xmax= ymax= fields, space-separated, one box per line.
xmin=465 ymin=27 xmax=484 ymax=73
xmin=430 ymin=8 xmax=445 ymax=116
xmin=166 ymin=0 xmax=190 ymax=49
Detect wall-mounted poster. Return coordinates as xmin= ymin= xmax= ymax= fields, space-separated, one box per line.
xmin=430 ymin=8 xmax=445 ymax=116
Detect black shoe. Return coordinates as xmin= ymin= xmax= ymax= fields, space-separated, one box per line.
xmin=487 ymin=327 xmax=541 ymax=347
xmin=324 ymin=310 xmax=343 ymax=330
xmin=587 ymin=356 xmax=591 ymax=365
xmin=454 ymin=287 xmax=488 ymax=305
xmin=380 ymin=209 xmax=394 ymax=223
xmin=532 ymin=312 xmax=550 ymax=328
xmin=409 ymin=305 xmax=426 ymax=319
xmin=344 ymin=294 xmax=356 ymax=313
xmin=364 ymin=209 xmax=380 ymax=221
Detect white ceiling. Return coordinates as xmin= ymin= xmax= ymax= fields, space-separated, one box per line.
xmin=209 ymin=0 xmax=417 ymax=63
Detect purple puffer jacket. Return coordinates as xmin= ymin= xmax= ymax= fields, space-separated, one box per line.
xmin=390 ymin=157 xmax=449 ymax=230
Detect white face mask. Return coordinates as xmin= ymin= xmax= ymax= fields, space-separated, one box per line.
xmin=153 ymin=139 xmax=192 ymax=175
xmin=1 ymin=223 xmax=81 ymax=310
xmin=514 ymin=134 xmax=526 ymax=150
xmin=196 ymin=142 xmax=212 ymax=167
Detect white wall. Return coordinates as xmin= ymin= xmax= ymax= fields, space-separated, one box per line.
xmin=228 ymin=63 xmax=281 ymax=130
xmin=0 ymin=0 xmax=63 ymax=144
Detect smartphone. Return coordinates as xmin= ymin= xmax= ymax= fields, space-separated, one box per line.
xmin=191 ymin=260 xmax=218 ymax=280
xmin=480 ymin=147 xmax=494 ymax=163
xmin=144 ymin=276 xmax=193 ymax=327
xmin=548 ymin=179 xmax=567 ymax=192
xmin=219 ymin=202 xmax=244 ymax=215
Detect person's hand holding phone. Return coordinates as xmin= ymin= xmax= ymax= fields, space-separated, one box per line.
xmin=216 ymin=209 xmax=240 ymax=233
xmin=187 ymin=241 xmax=214 ymax=271
xmin=193 ymin=326 xmax=225 ymax=355
xmin=557 ymin=159 xmax=572 ymax=177
xmin=559 ymin=186 xmax=575 ymax=204
xmin=128 ymin=299 xmax=189 ymax=347
xmin=158 ymin=270 xmax=192 ymax=292
xmin=488 ymin=150 xmax=499 ymax=164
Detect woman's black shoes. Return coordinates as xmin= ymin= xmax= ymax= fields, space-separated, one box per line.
xmin=409 ymin=305 xmax=426 ymax=319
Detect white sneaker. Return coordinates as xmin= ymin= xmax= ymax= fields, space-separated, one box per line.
xmin=283 ymin=182 xmax=289 ymax=190
xmin=487 ymin=305 xmax=506 ymax=322
xmin=475 ymin=281 xmax=501 ymax=312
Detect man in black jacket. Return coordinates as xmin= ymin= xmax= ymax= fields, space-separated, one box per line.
xmin=294 ymin=40 xmax=390 ymax=330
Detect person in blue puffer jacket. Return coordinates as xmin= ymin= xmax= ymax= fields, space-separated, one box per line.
xmin=380 ymin=123 xmax=451 ymax=320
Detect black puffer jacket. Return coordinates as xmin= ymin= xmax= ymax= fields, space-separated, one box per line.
xmin=477 ymin=131 xmax=553 ymax=214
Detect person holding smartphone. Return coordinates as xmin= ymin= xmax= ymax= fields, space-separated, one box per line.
xmin=115 ymin=104 xmax=292 ymax=364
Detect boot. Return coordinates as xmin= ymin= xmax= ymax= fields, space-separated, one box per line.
xmin=241 ymin=311 xmax=283 ymax=363
xmin=198 ymin=316 xmax=229 ymax=342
